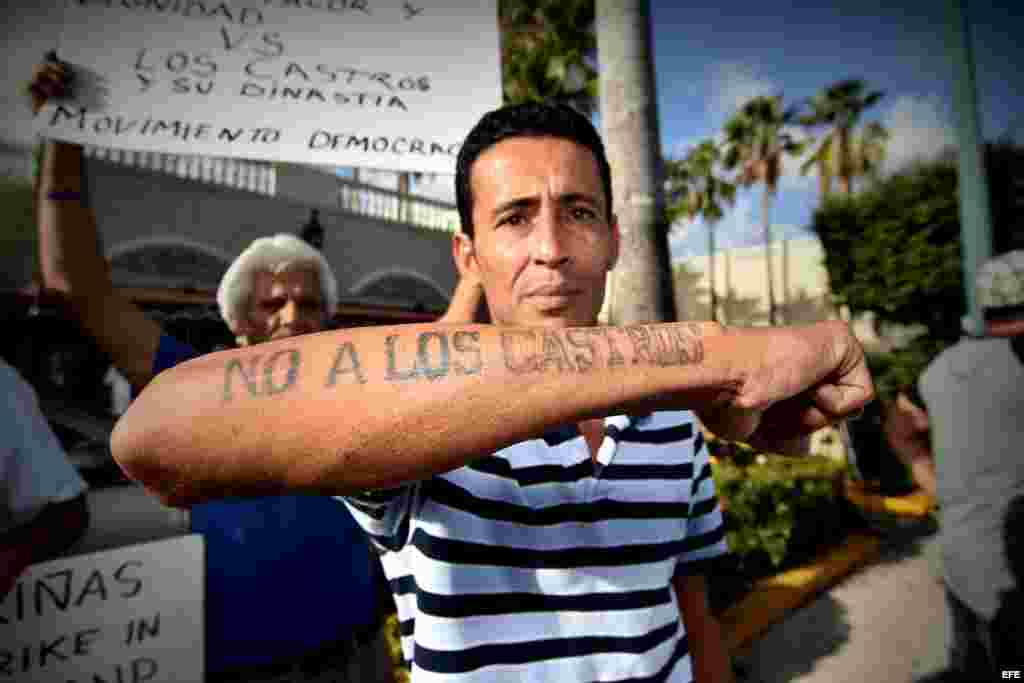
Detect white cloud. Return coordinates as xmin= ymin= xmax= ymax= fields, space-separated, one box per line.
xmin=670 ymin=62 xmax=816 ymax=194
xmin=879 ymin=95 xmax=957 ymax=176
xmin=707 ymin=62 xmax=777 ymax=126
xmin=667 ymin=131 xmax=724 ymax=160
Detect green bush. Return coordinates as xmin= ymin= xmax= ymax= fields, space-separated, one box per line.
xmin=713 ymin=451 xmax=847 ymax=572
xmin=865 ymin=337 xmax=947 ymax=405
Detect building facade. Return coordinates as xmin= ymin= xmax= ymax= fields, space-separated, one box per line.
xmin=675 ymin=237 xmax=885 ymax=350
xmin=1 ymin=141 xmax=460 ymax=314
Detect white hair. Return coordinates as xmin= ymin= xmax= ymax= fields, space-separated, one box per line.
xmin=216 ymin=233 xmax=339 ymax=331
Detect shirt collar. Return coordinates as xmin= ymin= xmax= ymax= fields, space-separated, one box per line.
xmin=540 ymin=412 xmax=651 ymax=447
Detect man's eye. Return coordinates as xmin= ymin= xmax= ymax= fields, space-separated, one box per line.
xmin=500 ymin=214 xmax=526 ymax=227
xmin=571 ymin=207 xmax=597 ymax=221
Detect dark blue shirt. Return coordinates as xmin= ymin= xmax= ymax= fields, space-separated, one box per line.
xmin=151 ymin=333 xmax=379 ymax=672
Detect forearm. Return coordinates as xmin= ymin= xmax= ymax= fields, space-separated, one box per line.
xmin=690 ymin=614 xmax=733 ymax=683
xmin=36 ymin=140 xmax=110 ymax=296
xmin=674 ymin=575 xmax=734 ymax=683
xmin=35 ymin=140 xmax=163 ymax=391
xmin=888 ymin=433 xmax=936 ymax=497
xmin=908 ymin=457 xmax=937 ymax=498
xmin=688 ymin=323 xmax=761 ymax=443
xmin=112 ymin=321 xmax=736 ymax=506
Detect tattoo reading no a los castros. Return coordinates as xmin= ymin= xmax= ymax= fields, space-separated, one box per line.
xmin=221 ymin=324 xmax=705 ymax=402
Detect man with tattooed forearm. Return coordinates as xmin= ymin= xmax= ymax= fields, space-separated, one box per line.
xmin=112 ymin=103 xmax=873 ymax=683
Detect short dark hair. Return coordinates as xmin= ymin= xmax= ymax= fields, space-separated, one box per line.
xmin=455 ymin=102 xmax=613 ymax=238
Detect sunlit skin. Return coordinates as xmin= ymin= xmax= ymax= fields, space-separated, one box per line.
xmin=234 ymin=268 xmax=326 ymax=345
xmin=454 ymin=136 xmax=619 ymax=329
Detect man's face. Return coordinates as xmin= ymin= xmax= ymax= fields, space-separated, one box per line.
xmin=456 ymin=136 xmax=618 ymax=328
xmin=237 ymin=268 xmax=326 ymax=345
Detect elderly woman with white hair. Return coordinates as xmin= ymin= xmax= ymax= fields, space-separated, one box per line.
xmin=216 ymin=233 xmax=340 ymax=346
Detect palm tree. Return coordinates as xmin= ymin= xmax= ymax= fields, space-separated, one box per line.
xmin=799 ymin=131 xmax=836 ymax=198
xmin=596 ymin=0 xmax=673 ymax=324
xmin=850 ymin=121 xmax=889 ymax=191
xmin=500 ymin=0 xmax=598 ymax=116
xmin=799 ymin=79 xmax=885 ymax=196
xmin=665 ymin=139 xmax=737 ymax=322
xmin=799 ymin=120 xmax=889 ymax=198
xmin=722 ymin=95 xmax=808 ymax=325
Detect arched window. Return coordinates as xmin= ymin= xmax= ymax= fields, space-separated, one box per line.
xmin=108 ymin=239 xmax=230 ymax=290
xmin=353 ymin=271 xmax=449 ymax=312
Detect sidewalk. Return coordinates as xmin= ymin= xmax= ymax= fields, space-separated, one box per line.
xmin=734 ymin=519 xmax=947 ymax=683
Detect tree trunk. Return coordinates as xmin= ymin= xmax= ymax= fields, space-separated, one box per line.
xmin=596 ymin=0 xmax=673 ymax=325
xmin=723 ymin=248 xmax=732 ymax=324
xmin=708 ymin=220 xmax=718 ymax=322
xmin=818 ymin=155 xmax=832 ymax=198
xmin=763 ymin=187 xmax=777 ymax=325
xmin=782 ymin=236 xmax=789 ymax=324
xmin=838 ymin=126 xmax=853 ymax=195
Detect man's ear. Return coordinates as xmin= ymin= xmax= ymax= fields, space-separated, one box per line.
xmin=608 ymin=214 xmax=621 ymax=271
xmin=452 ymin=232 xmax=479 ymax=279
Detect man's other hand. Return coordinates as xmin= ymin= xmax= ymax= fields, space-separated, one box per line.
xmin=731 ymin=321 xmax=875 ymax=449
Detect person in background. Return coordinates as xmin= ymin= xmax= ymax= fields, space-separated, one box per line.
xmin=29 ymin=57 xmax=398 ymax=683
xmin=887 ymin=251 xmax=1024 ymax=681
xmin=1 ymin=356 xmax=89 ymax=599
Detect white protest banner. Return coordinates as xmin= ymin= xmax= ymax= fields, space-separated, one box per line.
xmin=33 ymin=1 xmax=501 ymax=175
xmin=0 ymin=535 xmax=204 ymax=683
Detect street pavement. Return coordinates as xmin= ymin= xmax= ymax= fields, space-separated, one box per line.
xmin=737 ymin=518 xmax=949 ymax=683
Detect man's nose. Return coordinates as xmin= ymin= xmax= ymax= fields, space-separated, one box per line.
xmin=279 ymin=299 xmax=298 ymax=324
xmin=530 ymin=209 xmax=570 ymax=267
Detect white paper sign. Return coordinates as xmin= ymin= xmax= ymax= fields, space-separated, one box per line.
xmin=0 ymin=535 xmax=204 ymax=683
xmin=36 ymin=1 xmax=502 ymax=174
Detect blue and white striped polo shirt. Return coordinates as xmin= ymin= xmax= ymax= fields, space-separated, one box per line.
xmin=340 ymin=410 xmax=728 ymax=683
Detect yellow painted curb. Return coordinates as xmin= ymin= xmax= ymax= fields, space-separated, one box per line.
xmin=845 ymin=480 xmax=936 ymax=517
xmin=720 ymin=532 xmax=882 ymax=652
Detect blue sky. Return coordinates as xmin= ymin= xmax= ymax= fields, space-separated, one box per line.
xmin=650 ymin=0 xmax=1024 ymax=260
xmin=408 ymin=0 xmax=1024 ymax=262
